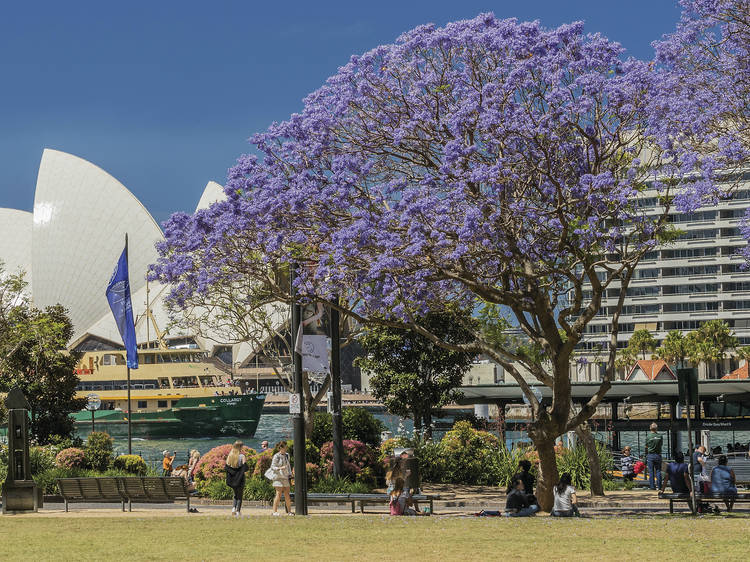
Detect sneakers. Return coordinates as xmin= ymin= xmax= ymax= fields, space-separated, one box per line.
xmin=287 ymin=512 xmax=295 ymax=516
xmin=272 ymin=512 xmax=280 ymax=516
xmin=231 ymin=507 xmax=236 ymax=515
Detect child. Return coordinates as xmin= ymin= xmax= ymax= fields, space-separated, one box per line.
xmin=621 ymin=446 xmax=635 ymax=481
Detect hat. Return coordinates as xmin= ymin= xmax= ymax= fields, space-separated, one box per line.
xmin=162 ymin=450 xmax=170 ymax=456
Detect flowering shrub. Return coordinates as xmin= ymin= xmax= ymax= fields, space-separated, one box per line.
xmin=320 ymin=440 xmax=377 ymax=482
xmin=194 ymin=444 xmax=257 ymax=482
xmin=305 ymin=462 xmax=324 ymax=486
xmin=251 ymin=449 xmax=273 ymax=479
xmin=112 ymin=454 xmax=149 ymax=475
xmin=55 ymin=447 xmax=87 ymax=470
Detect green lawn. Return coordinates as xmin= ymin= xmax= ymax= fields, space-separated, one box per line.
xmin=1 ymin=515 xmax=748 ymax=560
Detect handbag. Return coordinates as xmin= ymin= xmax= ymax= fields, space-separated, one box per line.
xmin=264 ymin=466 xmax=277 ymax=481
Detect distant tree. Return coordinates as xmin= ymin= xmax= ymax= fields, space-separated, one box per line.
xmin=626 ymin=329 xmax=658 ymax=361
xmin=357 ymin=310 xmax=475 ymax=438
xmin=735 ymin=346 xmax=750 ymax=367
xmin=655 ymin=330 xmax=690 ymax=369
xmin=0 ymin=262 xmax=85 ymax=442
xmin=686 ymin=320 xmax=737 ymax=379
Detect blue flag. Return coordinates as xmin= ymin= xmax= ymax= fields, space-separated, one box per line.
xmin=106 ymin=247 xmax=139 ymax=369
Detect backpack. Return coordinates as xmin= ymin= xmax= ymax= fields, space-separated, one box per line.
xmin=389 ymin=494 xmax=404 ymax=516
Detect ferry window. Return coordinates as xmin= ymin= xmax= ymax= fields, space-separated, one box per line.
xmin=102 ymin=353 xmax=125 ymax=366
xmin=171 ymin=400 xmax=178 ymax=407
xmin=157 ymin=400 xmax=167 ymax=408
xmin=137 ymin=401 xmax=147 ymax=409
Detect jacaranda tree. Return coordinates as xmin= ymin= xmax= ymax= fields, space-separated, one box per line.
xmin=152 ymin=14 xmax=720 ymax=509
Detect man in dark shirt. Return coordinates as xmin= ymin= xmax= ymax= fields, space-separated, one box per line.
xmin=506 ymin=460 xmax=535 ymax=496
xmin=660 ymin=451 xmax=691 ymax=494
xmin=504 ymin=478 xmax=539 ymax=517
xmin=645 ymin=423 xmax=664 ymax=490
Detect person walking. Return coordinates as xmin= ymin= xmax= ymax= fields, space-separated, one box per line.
xmin=551 ymin=473 xmax=580 ymax=517
xmin=225 ymin=441 xmax=249 ymax=517
xmin=645 ymin=423 xmax=663 ymax=490
xmin=187 ymin=449 xmax=201 ymax=483
xmin=269 ymin=441 xmax=294 ymax=516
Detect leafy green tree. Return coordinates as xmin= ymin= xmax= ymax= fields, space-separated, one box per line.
xmin=310 ymin=407 xmax=385 ymax=449
xmin=655 ymin=330 xmax=690 ymax=369
xmin=357 ymin=310 xmax=476 ymax=438
xmin=686 ymin=320 xmax=737 ymax=379
xmin=626 ymin=329 xmax=658 ymax=360
xmin=0 ymin=262 xmax=85 ymax=443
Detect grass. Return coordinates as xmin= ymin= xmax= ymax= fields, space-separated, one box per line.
xmin=1 ymin=515 xmax=749 ymax=560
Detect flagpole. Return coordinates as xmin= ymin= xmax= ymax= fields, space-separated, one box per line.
xmin=125 ymin=233 xmax=132 ymax=455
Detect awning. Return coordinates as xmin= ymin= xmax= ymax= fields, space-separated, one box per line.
xmin=457 ymin=379 xmax=750 ymax=405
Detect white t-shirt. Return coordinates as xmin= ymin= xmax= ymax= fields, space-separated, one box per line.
xmin=553 ymin=485 xmax=576 ymax=512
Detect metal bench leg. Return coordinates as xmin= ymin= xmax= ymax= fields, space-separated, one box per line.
xmin=430 ymin=499 xmax=434 ymax=515
xmin=360 ymin=501 xmax=364 ymax=514
xmin=187 ymin=495 xmax=190 ymax=513
xmin=128 ymin=499 xmax=132 ymax=512
xmin=121 ymin=500 xmax=125 ymax=512
xmin=351 ymin=501 xmax=355 ymax=513
xmin=65 ymin=500 xmax=69 ymax=513
xmin=669 ymin=500 xmax=673 ymax=514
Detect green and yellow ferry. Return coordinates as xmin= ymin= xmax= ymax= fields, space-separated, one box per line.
xmin=71 ymin=348 xmax=265 ymax=438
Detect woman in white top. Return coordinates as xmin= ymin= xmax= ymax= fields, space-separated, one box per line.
xmin=270 ymin=441 xmax=294 ymax=515
xmin=551 ymin=473 xmax=580 ymax=517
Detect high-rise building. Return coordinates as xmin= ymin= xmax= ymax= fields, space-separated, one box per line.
xmin=575 ymin=172 xmax=750 ymax=381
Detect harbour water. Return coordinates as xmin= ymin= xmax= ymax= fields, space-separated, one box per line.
xmin=75 ymin=412 xmax=750 ymax=468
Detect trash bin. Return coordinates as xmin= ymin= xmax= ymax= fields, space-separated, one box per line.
xmin=393 ymin=448 xmax=420 ymax=493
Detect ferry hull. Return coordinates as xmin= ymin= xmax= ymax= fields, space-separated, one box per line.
xmin=73 ymin=394 xmax=265 ymax=439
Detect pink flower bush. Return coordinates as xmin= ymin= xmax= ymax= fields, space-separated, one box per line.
xmin=251 ymin=449 xmax=273 ymax=479
xmin=320 ymin=440 xmax=377 ymax=479
xmin=55 ymin=447 xmax=87 ymax=469
xmin=193 ymin=444 xmax=256 ymax=481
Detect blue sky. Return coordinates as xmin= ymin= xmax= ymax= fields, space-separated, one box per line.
xmin=0 ymin=0 xmax=681 ymax=224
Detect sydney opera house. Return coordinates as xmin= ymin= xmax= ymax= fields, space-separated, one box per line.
xmin=0 ymin=149 xmax=287 ymax=390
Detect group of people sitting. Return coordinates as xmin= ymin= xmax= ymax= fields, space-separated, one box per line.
xmin=661 ymin=446 xmax=739 ymax=513
xmin=476 ymin=460 xmax=581 ymax=517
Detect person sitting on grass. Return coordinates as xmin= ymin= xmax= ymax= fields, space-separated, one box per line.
xmin=711 ymin=455 xmax=738 ymax=512
xmin=504 ymin=478 xmax=539 ymax=517
xmin=660 ymin=451 xmax=691 ymax=495
xmin=551 ymin=473 xmax=580 ymax=517
xmin=506 ymin=459 xmax=535 ymax=497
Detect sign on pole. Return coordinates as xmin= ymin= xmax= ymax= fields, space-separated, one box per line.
xmin=289 ymin=393 xmax=301 ymax=414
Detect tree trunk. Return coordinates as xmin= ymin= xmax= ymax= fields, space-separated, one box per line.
xmin=412 ymin=408 xmax=423 ymax=438
xmin=423 ymin=411 xmax=433 ymax=440
xmin=529 ymin=430 xmax=558 ymax=512
xmin=576 ymin=423 xmax=604 ymax=496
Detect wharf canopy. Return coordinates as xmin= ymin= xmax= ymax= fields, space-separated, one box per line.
xmin=0 ymin=148 xmax=267 ymax=370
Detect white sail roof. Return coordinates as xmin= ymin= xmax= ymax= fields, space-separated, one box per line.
xmin=32 ymin=149 xmax=164 ymax=342
xmin=0 ymin=208 xmax=33 ymax=292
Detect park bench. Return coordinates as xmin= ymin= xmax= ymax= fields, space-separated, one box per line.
xmin=293 ymin=492 xmax=441 ymax=514
xmin=57 ymin=477 xmax=191 ymax=513
xmin=57 ymin=477 xmax=127 ymax=512
xmin=117 ymin=476 xmax=191 ymax=512
xmin=659 ymin=491 xmax=750 ymax=513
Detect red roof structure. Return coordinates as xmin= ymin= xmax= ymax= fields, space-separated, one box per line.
xmin=626 ymin=359 xmax=676 ymax=381
xmin=722 ymin=363 xmax=750 ymax=380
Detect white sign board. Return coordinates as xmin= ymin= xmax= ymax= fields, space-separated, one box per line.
xmin=301 ymin=334 xmax=330 ymax=373
xmin=85 ymin=393 xmax=101 ymax=411
xmin=289 ymin=393 xmax=301 ymax=414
